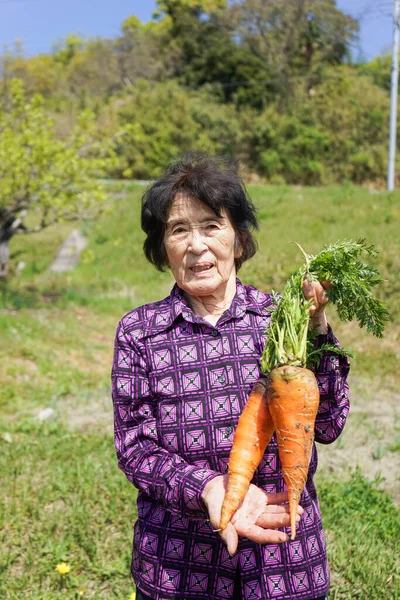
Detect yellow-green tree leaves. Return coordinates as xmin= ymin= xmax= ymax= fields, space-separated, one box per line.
xmin=0 ymin=79 xmax=112 ymax=276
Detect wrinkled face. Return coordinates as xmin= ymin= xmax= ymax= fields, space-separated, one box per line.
xmin=164 ymin=194 xmax=241 ymax=298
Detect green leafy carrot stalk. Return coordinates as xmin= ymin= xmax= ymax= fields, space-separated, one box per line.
xmin=260 ymin=238 xmax=389 ymax=374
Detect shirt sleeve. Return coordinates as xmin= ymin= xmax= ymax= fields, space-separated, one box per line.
xmin=111 ymin=320 xmax=219 ymax=519
xmin=312 ymin=325 xmax=350 ymax=444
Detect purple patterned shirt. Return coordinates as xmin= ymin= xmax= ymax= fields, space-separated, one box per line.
xmin=111 ymin=280 xmax=350 ymax=600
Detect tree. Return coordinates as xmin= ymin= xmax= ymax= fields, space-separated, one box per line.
xmin=0 ymin=42 xmax=61 ymax=99
xmin=52 ymin=34 xmax=86 ymax=66
xmin=114 ymin=16 xmax=164 ymax=86
xmin=234 ymin=0 xmax=357 ymax=70
xmin=240 ymin=66 xmax=389 ymax=185
xmin=153 ymin=0 xmax=250 ymax=101
xmin=0 ymin=79 xmax=111 ymax=277
xmin=111 ymin=80 xmax=240 ymax=179
xmin=230 ymin=0 xmax=358 ymax=105
xmin=358 ymin=54 xmax=391 ymax=92
xmin=64 ymin=38 xmax=120 ymax=100
xmin=151 ymin=0 xmax=358 ymax=108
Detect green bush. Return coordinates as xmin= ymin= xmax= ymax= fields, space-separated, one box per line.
xmin=109 ymin=81 xmax=240 ymax=179
xmin=239 ymin=68 xmax=390 ymax=185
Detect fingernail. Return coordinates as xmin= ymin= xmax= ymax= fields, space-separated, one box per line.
xmin=280 ymin=535 xmax=289 ymax=543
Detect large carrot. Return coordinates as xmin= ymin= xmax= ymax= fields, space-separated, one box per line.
xmin=220 ymin=239 xmax=388 ymax=539
xmin=267 ymin=365 xmax=319 ymax=538
xmin=219 ymin=378 xmax=274 ymax=530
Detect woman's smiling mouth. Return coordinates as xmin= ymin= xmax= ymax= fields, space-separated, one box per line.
xmin=190 ymin=263 xmax=214 ymax=273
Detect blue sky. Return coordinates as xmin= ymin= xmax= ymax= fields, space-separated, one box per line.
xmin=0 ymin=0 xmax=393 ymax=61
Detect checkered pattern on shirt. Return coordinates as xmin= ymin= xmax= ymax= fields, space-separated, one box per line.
xmin=111 ymin=280 xmax=350 ymax=600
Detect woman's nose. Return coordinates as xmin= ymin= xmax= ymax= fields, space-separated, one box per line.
xmin=188 ymin=228 xmax=207 ymax=253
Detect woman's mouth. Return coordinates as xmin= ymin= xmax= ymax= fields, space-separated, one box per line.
xmin=190 ymin=263 xmax=214 ymax=273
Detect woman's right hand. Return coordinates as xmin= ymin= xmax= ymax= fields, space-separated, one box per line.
xmin=201 ymin=475 xmax=303 ymax=555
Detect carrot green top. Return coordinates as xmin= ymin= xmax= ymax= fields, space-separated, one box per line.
xmin=260 ymin=239 xmax=389 ymax=374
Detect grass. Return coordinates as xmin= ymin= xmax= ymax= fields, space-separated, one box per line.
xmin=1 ymin=182 xmax=400 ymax=598
xmin=317 ymin=470 xmax=400 ymax=600
xmin=1 ymin=421 xmax=398 ymax=599
xmin=0 ymin=422 xmax=136 ymax=599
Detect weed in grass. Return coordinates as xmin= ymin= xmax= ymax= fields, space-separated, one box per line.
xmin=371 ymin=445 xmax=387 ymax=460
xmin=388 ymin=438 xmax=400 ymax=453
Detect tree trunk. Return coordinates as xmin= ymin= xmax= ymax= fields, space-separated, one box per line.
xmin=0 ymin=228 xmax=11 ymax=278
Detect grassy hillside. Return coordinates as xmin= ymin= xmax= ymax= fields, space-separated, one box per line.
xmin=1 ymin=183 xmax=399 ymax=599
xmin=4 ymin=182 xmax=400 ymax=383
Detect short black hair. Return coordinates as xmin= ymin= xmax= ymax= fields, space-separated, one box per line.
xmin=141 ymin=152 xmax=259 ymax=271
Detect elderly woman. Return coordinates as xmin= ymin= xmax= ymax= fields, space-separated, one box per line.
xmin=111 ymin=154 xmax=350 ymax=600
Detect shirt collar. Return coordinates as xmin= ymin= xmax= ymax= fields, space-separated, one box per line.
xmin=170 ymin=279 xmax=269 ymax=326
xmin=132 ymin=280 xmax=275 ymax=342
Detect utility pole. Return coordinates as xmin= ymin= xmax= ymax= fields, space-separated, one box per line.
xmin=388 ymin=0 xmax=400 ymax=191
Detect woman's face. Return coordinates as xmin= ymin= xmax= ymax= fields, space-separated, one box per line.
xmin=164 ymin=194 xmax=241 ymax=298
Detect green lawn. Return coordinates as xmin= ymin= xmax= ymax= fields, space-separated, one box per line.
xmin=1 ymin=183 xmax=399 ymax=598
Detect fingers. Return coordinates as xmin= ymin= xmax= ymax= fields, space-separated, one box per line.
xmin=316 ymin=283 xmax=329 ymax=305
xmin=302 ymin=278 xmax=314 ymax=300
xmin=302 ymin=279 xmax=329 ymax=315
xmin=263 ymin=491 xmax=289 ymax=505
xmin=220 ymin=522 xmax=239 ymax=556
xmin=256 ymin=509 xmax=301 ymax=530
xmin=255 ymin=501 xmax=303 ymax=529
xmin=235 ymin=521 xmax=289 ymax=544
xmin=256 ymin=503 xmax=304 ymax=516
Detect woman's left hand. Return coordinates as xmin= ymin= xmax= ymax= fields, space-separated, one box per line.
xmin=202 ymin=475 xmax=302 ymax=555
xmin=302 ymin=279 xmax=330 ymax=334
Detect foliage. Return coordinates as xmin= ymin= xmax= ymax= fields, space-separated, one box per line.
xmin=0 ymin=79 xmax=113 ymax=275
xmin=307 ymin=239 xmax=389 ymax=336
xmin=245 ymin=107 xmax=330 ymax=184
xmin=5 ymin=52 xmax=62 ymax=97
xmin=242 ymin=68 xmax=390 ymax=184
xmin=52 ymin=34 xmax=86 ymax=66
xmin=260 ymin=239 xmax=388 ymax=373
xmin=63 ymin=39 xmax=121 ymax=100
xmin=0 ymin=2 xmax=394 ymax=185
xmin=111 ymin=81 xmax=240 ymax=179
xmin=358 ymin=53 xmax=391 ymax=92
xmin=115 ymin=17 xmax=165 ymax=87
xmin=232 ymin=0 xmax=358 ymax=105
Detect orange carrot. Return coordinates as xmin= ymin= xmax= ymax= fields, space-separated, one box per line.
xmin=219 ymin=378 xmax=274 ymax=531
xmin=266 ymin=365 xmax=319 ymax=539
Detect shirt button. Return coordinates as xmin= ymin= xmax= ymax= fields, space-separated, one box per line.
xmin=218 ymin=375 xmax=226 ymax=384
xmin=211 ymin=329 xmax=219 ymax=337
xmin=329 ymin=356 xmax=337 ymax=363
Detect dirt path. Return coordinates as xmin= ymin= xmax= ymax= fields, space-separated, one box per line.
xmin=50 ymin=229 xmax=87 ymax=272
xmin=317 ymin=374 xmax=400 ymax=503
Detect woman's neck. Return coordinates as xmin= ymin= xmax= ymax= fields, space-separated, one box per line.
xmin=184 ymin=274 xmax=237 ymax=326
